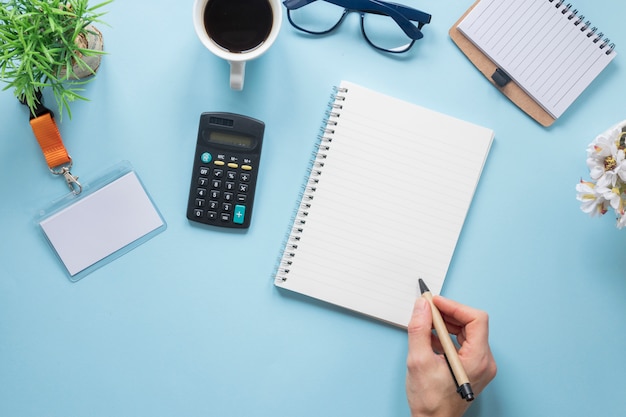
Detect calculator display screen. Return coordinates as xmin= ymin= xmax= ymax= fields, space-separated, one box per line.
xmin=207 ymin=131 xmax=254 ymax=149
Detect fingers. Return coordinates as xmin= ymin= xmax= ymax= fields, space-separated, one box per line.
xmin=430 ymin=333 xmax=444 ymax=354
xmin=432 ymin=295 xmax=484 ymax=324
xmin=433 ymin=295 xmax=490 ymax=344
xmin=406 ymin=298 xmax=472 ymax=417
xmin=408 ymin=295 xmax=491 ymax=357
xmin=407 ymin=298 xmax=452 ymax=355
xmin=431 ymin=296 xmax=497 ymax=395
xmin=407 ymin=297 xmax=433 ymax=355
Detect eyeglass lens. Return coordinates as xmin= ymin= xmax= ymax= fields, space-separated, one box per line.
xmin=287 ymin=1 xmax=416 ymax=52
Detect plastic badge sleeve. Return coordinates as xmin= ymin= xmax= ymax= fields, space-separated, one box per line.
xmin=36 ymin=161 xmax=167 ymax=281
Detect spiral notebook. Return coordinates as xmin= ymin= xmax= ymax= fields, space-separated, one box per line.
xmin=273 ymin=81 xmax=494 ymax=328
xmin=451 ymin=0 xmax=617 ymax=126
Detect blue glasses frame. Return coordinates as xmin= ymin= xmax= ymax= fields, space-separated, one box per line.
xmin=283 ymin=0 xmax=431 ymax=53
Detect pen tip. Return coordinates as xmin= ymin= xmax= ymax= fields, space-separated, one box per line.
xmin=418 ymin=278 xmax=429 ymax=294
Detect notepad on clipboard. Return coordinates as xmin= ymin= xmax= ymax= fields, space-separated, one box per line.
xmin=273 ymin=81 xmax=494 ymax=328
xmin=451 ymin=0 xmax=617 ymax=126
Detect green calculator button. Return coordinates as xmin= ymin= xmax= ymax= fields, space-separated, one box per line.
xmin=233 ymin=205 xmax=246 ymax=224
xmin=201 ymin=152 xmax=212 ymax=163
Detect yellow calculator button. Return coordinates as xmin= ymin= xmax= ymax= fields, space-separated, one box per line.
xmin=242 ymin=165 xmax=253 ymax=171
xmin=228 ymin=163 xmax=239 ymax=169
xmin=214 ymin=160 xmax=225 ymax=166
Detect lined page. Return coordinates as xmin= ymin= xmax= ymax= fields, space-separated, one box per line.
xmin=275 ymin=81 xmax=493 ymax=328
xmin=457 ymin=0 xmax=616 ymax=119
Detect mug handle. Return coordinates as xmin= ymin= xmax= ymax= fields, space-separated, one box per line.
xmin=229 ymin=61 xmax=245 ymax=91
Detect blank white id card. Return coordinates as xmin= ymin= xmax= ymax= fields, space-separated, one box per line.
xmin=37 ymin=161 xmax=166 ymax=281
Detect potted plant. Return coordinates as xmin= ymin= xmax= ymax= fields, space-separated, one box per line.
xmin=0 ymin=0 xmax=112 ymax=119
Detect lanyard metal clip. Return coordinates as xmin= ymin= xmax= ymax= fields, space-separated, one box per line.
xmin=61 ymin=167 xmax=82 ymax=195
xmin=52 ymin=161 xmax=82 ymax=195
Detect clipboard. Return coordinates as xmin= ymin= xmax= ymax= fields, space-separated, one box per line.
xmin=449 ymin=0 xmax=555 ymax=127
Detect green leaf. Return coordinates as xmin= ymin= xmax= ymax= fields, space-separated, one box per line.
xmin=0 ymin=0 xmax=112 ymax=119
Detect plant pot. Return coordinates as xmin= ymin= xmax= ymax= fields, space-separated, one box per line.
xmin=59 ymin=24 xmax=104 ymax=80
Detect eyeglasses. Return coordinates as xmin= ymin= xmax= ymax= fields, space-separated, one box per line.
xmin=282 ymin=0 xmax=431 ymax=53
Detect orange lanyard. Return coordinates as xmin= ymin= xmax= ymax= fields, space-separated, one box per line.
xmin=24 ymin=97 xmax=82 ymax=194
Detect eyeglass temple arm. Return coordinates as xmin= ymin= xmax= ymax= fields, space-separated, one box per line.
xmin=284 ymin=0 xmax=431 ymax=24
xmin=378 ymin=1 xmax=431 ymax=26
xmin=363 ymin=0 xmax=426 ymax=39
xmin=283 ymin=0 xmax=317 ymax=10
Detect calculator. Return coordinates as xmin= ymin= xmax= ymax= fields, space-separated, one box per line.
xmin=186 ymin=112 xmax=265 ymax=229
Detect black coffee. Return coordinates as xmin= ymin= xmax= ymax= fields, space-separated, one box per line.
xmin=204 ymin=0 xmax=273 ymax=53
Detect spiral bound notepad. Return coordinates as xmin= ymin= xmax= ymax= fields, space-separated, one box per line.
xmin=273 ymin=81 xmax=494 ymax=328
xmin=457 ymin=0 xmax=616 ymax=120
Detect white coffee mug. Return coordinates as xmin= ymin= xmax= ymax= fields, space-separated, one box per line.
xmin=192 ymin=0 xmax=282 ymax=90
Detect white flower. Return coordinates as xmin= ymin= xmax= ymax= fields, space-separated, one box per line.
xmin=596 ymin=183 xmax=623 ymax=211
xmin=576 ymin=180 xmax=607 ymax=216
xmin=587 ymin=125 xmax=622 ymax=154
xmin=586 ymin=130 xmax=626 ymax=184
xmin=577 ymin=120 xmax=626 ymax=228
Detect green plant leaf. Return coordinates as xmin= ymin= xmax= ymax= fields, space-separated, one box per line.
xmin=0 ymin=0 xmax=112 ymax=119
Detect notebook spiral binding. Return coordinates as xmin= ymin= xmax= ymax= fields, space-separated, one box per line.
xmin=274 ymin=86 xmax=349 ymax=282
xmin=550 ymin=0 xmax=615 ymax=54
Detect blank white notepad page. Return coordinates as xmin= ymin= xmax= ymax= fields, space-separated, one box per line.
xmin=274 ymin=81 xmax=494 ymax=327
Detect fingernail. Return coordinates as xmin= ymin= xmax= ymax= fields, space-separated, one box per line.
xmin=414 ymin=297 xmax=428 ymax=314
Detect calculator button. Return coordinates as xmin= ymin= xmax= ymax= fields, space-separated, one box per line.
xmin=233 ymin=205 xmax=246 ymax=224
xmin=201 ymin=152 xmax=212 ymax=163
xmin=189 ymin=148 xmax=258 ymax=228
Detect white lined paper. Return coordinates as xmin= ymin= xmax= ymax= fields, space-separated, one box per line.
xmin=274 ymin=81 xmax=493 ymax=327
xmin=458 ymin=0 xmax=616 ymax=118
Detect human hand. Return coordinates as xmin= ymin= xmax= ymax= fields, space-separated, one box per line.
xmin=406 ymin=296 xmax=497 ymax=417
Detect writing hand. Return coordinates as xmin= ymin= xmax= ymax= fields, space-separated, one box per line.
xmin=406 ymin=296 xmax=497 ymax=417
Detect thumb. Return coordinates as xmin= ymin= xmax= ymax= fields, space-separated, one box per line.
xmin=407 ymin=297 xmax=433 ymax=353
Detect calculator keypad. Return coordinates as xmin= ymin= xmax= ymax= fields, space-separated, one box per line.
xmin=188 ymin=153 xmax=258 ymax=228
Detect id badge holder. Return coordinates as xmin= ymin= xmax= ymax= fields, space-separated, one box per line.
xmin=36 ymin=161 xmax=167 ymax=281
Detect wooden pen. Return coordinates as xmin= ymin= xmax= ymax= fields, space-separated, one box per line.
xmin=418 ymin=278 xmax=474 ymax=402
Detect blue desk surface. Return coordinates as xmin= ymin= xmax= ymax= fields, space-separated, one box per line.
xmin=2 ymin=1 xmax=625 ymax=416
